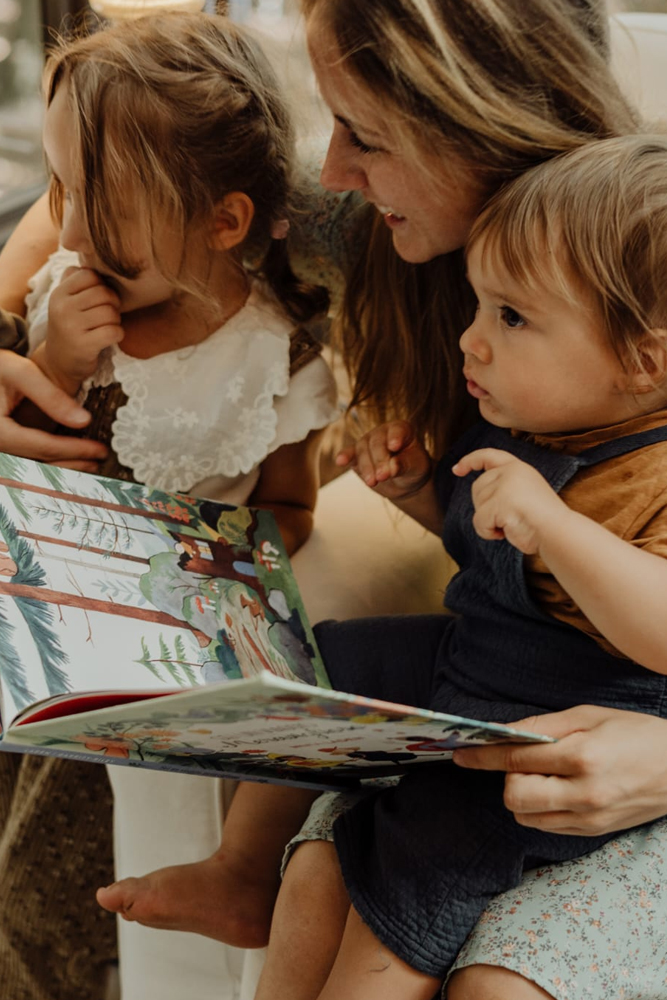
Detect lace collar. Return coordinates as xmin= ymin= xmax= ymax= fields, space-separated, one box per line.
xmin=86 ymin=282 xmax=296 ymax=492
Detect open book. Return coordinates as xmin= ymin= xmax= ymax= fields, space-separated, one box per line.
xmin=0 ymin=454 xmax=552 ymax=790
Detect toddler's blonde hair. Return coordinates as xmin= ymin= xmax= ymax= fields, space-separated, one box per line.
xmin=468 ymin=134 xmax=667 ymax=379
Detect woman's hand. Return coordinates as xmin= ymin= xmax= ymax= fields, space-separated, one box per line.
xmin=336 ymin=420 xmax=444 ymax=533
xmin=336 ymin=420 xmax=433 ymax=502
xmin=0 ymin=350 xmax=107 ymax=470
xmin=453 ymin=705 xmax=667 ymax=835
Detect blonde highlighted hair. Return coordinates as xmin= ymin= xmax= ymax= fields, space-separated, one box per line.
xmin=303 ymin=0 xmax=640 ymax=453
xmin=44 ymin=12 xmax=328 ymax=322
xmin=468 ymin=133 xmax=667 ymax=380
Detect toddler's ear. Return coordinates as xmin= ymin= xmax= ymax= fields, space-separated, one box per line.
xmin=209 ymin=192 xmax=254 ymax=251
xmin=629 ymin=329 xmax=667 ymax=393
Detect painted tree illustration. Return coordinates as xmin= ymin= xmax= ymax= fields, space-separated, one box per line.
xmin=0 ymin=504 xmax=70 ymax=706
xmin=137 ymin=634 xmax=203 ymax=687
xmin=0 ymin=600 xmax=35 ymax=710
xmin=0 ymin=456 xmax=290 ymax=699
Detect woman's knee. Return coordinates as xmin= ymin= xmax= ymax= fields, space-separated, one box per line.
xmin=445 ymin=965 xmax=554 ymax=1000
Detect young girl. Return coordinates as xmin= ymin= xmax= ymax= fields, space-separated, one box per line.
xmin=247 ymin=132 xmax=667 ymax=999
xmin=21 ymin=9 xmax=338 ymax=950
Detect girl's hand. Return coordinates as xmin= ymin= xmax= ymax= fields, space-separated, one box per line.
xmin=453 ymin=448 xmax=569 ymax=554
xmin=453 ymin=705 xmax=667 ymax=835
xmin=0 ymin=350 xmax=107 ymax=470
xmin=336 ymin=420 xmax=433 ymax=502
xmin=40 ymin=266 xmax=123 ymax=393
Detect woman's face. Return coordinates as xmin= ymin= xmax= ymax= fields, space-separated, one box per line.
xmin=307 ymin=21 xmax=487 ymax=264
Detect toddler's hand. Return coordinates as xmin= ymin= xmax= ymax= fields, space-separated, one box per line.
xmin=336 ymin=420 xmax=433 ymax=502
xmin=39 ymin=266 xmax=123 ymax=393
xmin=453 ymin=448 xmax=569 ymax=555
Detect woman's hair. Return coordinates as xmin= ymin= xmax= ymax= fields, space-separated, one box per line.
xmin=467 ymin=134 xmax=667 ymax=381
xmin=303 ymin=0 xmax=640 ymax=454
xmin=44 ymin=12 xmax=328 ymax=323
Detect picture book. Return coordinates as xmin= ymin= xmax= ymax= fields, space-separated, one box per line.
xmin=0 ymin=453 xmax=552 ymax=790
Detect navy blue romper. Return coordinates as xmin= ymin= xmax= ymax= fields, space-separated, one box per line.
xmin=313 ymin=419 xmax=667 ymax=978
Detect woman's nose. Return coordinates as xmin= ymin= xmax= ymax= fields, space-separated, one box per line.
xmin=320 ymin=127 xmax=368 ymax=193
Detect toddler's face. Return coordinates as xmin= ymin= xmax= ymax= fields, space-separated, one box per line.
xmin=460 ymin=239 xmax=634 ymax=434
xmin=43 ymin=82 xmax=187 ymax=315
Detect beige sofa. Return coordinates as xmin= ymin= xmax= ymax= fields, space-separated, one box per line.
xmin=111 ymin=13 xmax=667 ymax=1000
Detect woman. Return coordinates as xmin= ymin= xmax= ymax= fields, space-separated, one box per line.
xmin=0 ymin=2 xmax=666 ymax=998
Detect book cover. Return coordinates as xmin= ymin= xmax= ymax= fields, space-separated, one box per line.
xmin=0 ymin=454 xmax=552 ymax=790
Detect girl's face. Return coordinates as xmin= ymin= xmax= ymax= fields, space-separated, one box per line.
xmin=307 ymin=21 xmax=487 ymax=264
xmin=43 ymin=82 xmax=184 ymax=314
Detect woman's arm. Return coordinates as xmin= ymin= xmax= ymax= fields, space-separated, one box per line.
xmin=248 ymin=428 xmax=324 ymax=556
xmin=0 ymin=192 xmax=57 ymax=316
xmin=453 ymin=705 xmax=667 ymax=835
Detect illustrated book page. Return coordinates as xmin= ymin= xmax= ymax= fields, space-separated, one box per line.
xmin=0 ymin=453 xmax=552 ymax=790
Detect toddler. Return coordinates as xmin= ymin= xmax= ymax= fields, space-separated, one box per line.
xmin=21 ymin=11 xmax=338 ymax=946
xmin=251 ymin=132 xmax=667 ymax=999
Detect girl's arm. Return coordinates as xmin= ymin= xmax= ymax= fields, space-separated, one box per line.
xmin=0 ymin=192 xmax=57 ymax=316
xmin=248 ymin=428 xmax=324 ymax=556
xmin=455 ymin=448 xmax=667 ymax=674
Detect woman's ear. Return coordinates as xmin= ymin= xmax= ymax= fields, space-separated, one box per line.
xmin=209 ymin=192 xmax=255 ymax=252
xmin=628 ymin=329 xmax=667 ymax=393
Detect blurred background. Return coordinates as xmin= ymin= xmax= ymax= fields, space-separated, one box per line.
xmin=0 ymin=0 xmax=663 ymax=247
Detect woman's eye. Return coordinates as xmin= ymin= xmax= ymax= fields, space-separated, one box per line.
xmin=500 ymin=306 xmax=526 ymax=328
xmin=348 ymin=130 xmax=380 ymax=155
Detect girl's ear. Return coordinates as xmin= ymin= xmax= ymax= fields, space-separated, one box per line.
xmin=209 ymin=192 xmax=254 ymax=252
xmin=628 ymin=329 xmax=667 ymax=393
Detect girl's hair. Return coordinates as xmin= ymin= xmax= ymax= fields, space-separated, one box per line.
xmin=468 ymin=134 xmax=667 ymax=381
xmin=44 ymin=12 xmax=328 ymax=323
xmin=303 ymin=0 xmax=640 ymax=454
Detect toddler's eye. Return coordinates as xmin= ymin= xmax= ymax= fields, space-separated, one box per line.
xmin=500 ymin=306 xmax=525 ymax=328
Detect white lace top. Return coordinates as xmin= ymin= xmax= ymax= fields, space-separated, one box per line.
xmin=26 ymin=247 xmax=338 ymax=502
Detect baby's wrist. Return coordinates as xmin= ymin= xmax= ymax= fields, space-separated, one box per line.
xmin=533 ymin=503 xmax=577 ymax=561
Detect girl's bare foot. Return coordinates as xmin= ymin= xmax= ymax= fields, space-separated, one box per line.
xmin=96 ymin=848 xmax=278 ymax=948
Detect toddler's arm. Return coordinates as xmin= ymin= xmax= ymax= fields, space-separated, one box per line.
xmin=32 ymin=266 xmax=123 ymax=396
xmin=336 ymin=419 xmax=443 ymax=535
xmin=454 ymin=447 xmax=667 ymax=675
